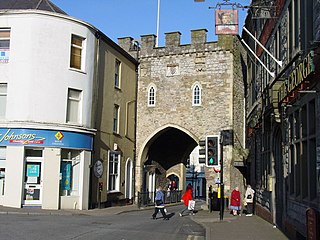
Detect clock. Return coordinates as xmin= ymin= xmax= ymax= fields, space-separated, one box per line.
xmin=93 ymin=160 xmax=104 ymax=178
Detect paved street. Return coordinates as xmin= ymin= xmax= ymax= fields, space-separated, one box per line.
xmin=0 ymin=200 xmax=289 ymax=240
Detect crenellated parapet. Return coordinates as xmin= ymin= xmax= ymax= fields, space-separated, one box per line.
xmin=117 ymin=29 xmax=239 ymax=59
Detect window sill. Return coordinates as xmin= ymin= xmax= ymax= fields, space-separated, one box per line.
xmin=69 ymin=67 xmax=86 ymax=74
xmin=107 ymin=190 xmax=120 ymax=194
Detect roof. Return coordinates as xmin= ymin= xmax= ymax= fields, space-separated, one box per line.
xmin=0 ymin=0 xmax=67 ymax=15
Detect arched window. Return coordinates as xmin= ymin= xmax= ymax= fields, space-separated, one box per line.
xmin=148 ymin=84 xmax=156 ymax=107
xmin=192 ymin=83 xmax=202 ymax=106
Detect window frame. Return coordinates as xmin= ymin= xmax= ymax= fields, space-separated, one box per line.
xmin=192 ymin=83 xmax=202 ymax=106
xmin=147 ymin=84 xmax=156 ymax=107
xmin=0 ymin=29 xmax=10 ymax=63
xmin=66 ymin=88 xmax=82 ymax=124
xmin=115 ymin=59 xmax=121 ymax=89
xmin=0 ymin=83 xmax=7 ymax=119
xmin=113 ymin=104 xmax=120 ymax=134
xmin=70 ymin=34 xmax=85 ymax=71
xmin=108 ymin=151 xmax=120 ymax=192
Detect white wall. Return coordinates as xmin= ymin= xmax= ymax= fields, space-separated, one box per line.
xmin=0 ymin=13 xmax=96 ymax=128
xmin=42 ymin=148 xmax=60 ymax=209
xmin=3 ymin=146 xmax=24 ymax=208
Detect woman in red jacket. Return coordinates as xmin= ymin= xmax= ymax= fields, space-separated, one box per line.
xmin=179 ymin=184 xmax=194 ymax=216
xmin=230 ymin=187 xmax=241 ymax=216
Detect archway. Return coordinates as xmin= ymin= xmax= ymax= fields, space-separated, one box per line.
xmin=136 ymin=125 xmax=199 ymax=196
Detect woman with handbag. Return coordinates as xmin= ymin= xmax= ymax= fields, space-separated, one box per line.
xmin=179 ymin=184 xmax=195 ymax=217
xmin=245 ymin=185 xmax=255 ymax=216
xmin=152 ymin=186 xmax=169 ymax=220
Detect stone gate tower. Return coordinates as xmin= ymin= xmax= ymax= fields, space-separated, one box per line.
xmin=119 ymin=29 xmax=248 ymax=201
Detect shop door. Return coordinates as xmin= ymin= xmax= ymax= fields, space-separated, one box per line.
xmin=23 ymin=159 xmax=43 ymax=205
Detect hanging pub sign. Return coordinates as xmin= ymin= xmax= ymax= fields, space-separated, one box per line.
xmin=215 ymin=9 xmax=238 ymax=35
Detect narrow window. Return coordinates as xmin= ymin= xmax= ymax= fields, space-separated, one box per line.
xmin=0 ymin=83 xmax=7 ymax=118
xmin=113 ymin=105 xmax=119 ymax=133
xmin=0 ymin=29 xmax=10 ymax=63
xmin=115 ymin=59 xmax=121 ymax=88
xmin=192 ymin=84 xmax=202 ymax=106
xmin=66 ymin=88 xmax=81 ymax=123
xmin=148 ymin=86 xmax=156 ymax=107
xmin=108 ymin=151 xmax=120 ymax=191
xmin=70 ymin=35 xmax=85 ymax=70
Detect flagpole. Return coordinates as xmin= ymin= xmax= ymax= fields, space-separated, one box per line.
xmin=156 ymin=0 xmax=160 ymax=47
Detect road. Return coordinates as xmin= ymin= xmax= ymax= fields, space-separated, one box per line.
xmin=0 ymin=205 xmax=205 ymax=240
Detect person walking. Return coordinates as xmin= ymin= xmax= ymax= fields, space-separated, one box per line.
xmin=179 ymin=184 xmax=194 ymax=216
xmin=152 ymin=186 xmax=169 ymax=220
xmin=245 ymin=185 xmax=255 ymax=216
xmin=230 ymin=187 xmax=241 ymax=216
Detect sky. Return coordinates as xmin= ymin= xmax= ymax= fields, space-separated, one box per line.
xmin=50 ymin=0 xmax=251 ymax=47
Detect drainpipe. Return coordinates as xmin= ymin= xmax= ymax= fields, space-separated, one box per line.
xmin=88 ymin=31 xmax=101 ymax=209
xmin=133 ymin=42 xmax=140 ymax=204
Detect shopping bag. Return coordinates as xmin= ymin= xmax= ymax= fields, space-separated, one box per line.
xmin=188 ymin=200 xmax=195 ymax=210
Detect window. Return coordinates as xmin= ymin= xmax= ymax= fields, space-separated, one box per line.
xmin=288 ymin=99 xmax=317 ymax=201
xmin=0 ymin=83 xmax=7 ymax=118
xmin=113 ymin=104 xmax=119 ymax=133
xmin=66 ymin=88 xmax=82 ymax=123
xmin=0 ymin=29 xmax=10 ymax=63
xmin=70 ymin=35 xmax=85 ymax=70
xmin=0 ymin=147 xmax=6 ymax=196
xmin=192 ymin=83 xmax=202 ymax=106
xmin=115 ymin=59 xmax=121 ymax=88
xmin=60 ymin=150 xmax=81 ymax=196
xmin=108 ymin=151 xmax=120 ymax=191
xmin=148 ymin=85 xmax=156 ymax=107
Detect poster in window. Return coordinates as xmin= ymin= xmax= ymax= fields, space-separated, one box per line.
xmin=61 ymin=162 xmax=71 ymax=191
xmin=215 ymin=9 xmax=238 ymax=35
xmin=0 ymin=49 xmax=9 ymax=63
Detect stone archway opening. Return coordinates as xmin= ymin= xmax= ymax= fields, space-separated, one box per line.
xmin=142 ymin=127 xmax=198 ymax=192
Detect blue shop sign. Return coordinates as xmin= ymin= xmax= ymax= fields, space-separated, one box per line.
xmin=0 ymin=128 xmax=93 ymax=150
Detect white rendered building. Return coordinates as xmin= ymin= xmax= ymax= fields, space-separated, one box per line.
xmin=0 ymin=0 xmax=138 ymax=210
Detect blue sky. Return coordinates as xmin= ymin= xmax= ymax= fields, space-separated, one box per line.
xmin=51 ymin=0 xmax=251 ymax=46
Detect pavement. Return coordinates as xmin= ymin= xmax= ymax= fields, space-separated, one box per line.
xmin=0 ymin=201 xmax=289 ymax=240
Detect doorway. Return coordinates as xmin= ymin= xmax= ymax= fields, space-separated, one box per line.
xmin=23 ymin=157 xmax=43 ymax=206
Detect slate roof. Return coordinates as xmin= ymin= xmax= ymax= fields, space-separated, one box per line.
xmin=0 ymin=0 xmax=68 ymax=15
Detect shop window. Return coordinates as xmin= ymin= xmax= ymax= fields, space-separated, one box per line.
xmin=70 ymin=34 xmax=85 ymax=71
xmin=0 ymin=29 xmax=10 ymax=63
xmin=66 ymin=88 xmax=82 ymax=124
xmin=108 ymin=151 xmax=120 ymax=191
xmin=60 ymin=150 xmax=81 ymax=196
xmin=0 ymin=83 xmax=7 ymax=118
xmin=0 ymin=147 xmax=6 ymax=196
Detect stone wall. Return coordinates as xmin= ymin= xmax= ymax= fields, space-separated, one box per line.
xmin=119 ymin=29 xmax=246 ymax=198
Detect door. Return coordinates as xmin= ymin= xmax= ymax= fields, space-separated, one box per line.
xmin=23 ymin=158 xmax=43 ymax=205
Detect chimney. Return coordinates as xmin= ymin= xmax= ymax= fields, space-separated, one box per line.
xmin=165 ymin=31 xmax=181 ymax=47
xmin=191 ymin=29 xmax=207 ymax=45
xmin=118 ymin=37 xmax=134 ymax=52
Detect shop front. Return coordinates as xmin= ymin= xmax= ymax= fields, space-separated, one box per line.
xmin=0 ymin=128 xmax=93 ymax=210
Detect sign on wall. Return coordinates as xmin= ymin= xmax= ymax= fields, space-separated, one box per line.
xmin=0 ymin=128 xmax=93 ymax=150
